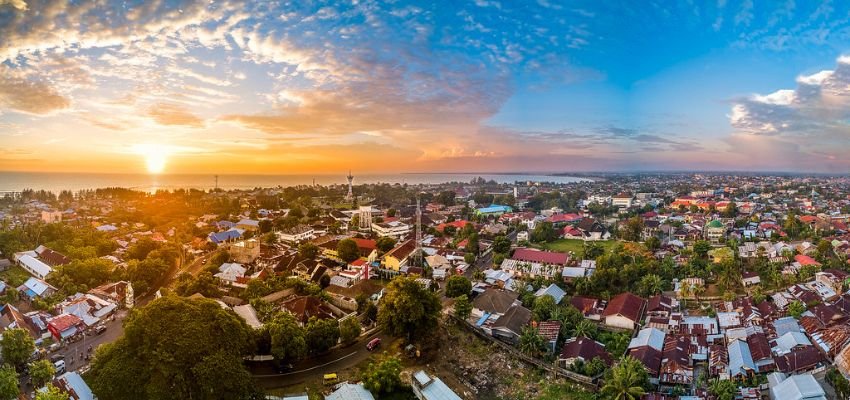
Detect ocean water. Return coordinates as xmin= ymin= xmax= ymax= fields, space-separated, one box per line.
xmin=0 ymin=172 xmax=590 ymax=193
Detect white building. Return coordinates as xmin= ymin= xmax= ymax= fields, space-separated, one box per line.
xmin=16 ymin=254 xmax=53 ymax=279
xmin=277 ymin=225 xmax=315 ymax=244
xmin=41 ymin=210 xmax=63 ymax=223
xmin=612 ymin=194 xmax=634 ymax=208
xmin=372 ymin=220 xmax=411 ymax=239
xmin=411 ymin=370 xmax=462 ymax=400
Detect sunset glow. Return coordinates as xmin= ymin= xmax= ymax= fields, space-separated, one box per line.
xmin=2 ymin=2 xmax=850 ymax=174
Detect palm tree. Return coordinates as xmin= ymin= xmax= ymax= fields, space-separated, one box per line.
xmin=640 ymin=274 xmax=663 ymax=297
xmin=572 ymin=319 xmax=598 ymax=339
xmin=601 ymin=356 xmax=648 ymax=400
xmin=518 ymin=326 xmax=545 ymax=357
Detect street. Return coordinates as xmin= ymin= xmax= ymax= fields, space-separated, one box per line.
xmin=54 ymin=309 xmax=128 ymax=373
xmin=249 ymin=330 xmax=390 ymax=390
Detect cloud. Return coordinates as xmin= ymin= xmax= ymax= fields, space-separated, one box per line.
xmin=0 ymin=68 xmax=70 ymax=115
xmin=147 ymin=103 xmax=204 ymax=127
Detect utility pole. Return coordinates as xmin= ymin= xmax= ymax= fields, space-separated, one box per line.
xmin=214 ymin=175 xmax=218 ymax=191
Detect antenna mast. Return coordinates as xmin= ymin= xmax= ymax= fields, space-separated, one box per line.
xmin=415 ymin=194 xmax=423 ymax=268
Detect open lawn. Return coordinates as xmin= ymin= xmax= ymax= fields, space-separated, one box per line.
xmin=538 ymin=239 xmax=618 ymax=256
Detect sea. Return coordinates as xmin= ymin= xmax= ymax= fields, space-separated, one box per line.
xmin=0 ymin=172 xmax=591 ymax=193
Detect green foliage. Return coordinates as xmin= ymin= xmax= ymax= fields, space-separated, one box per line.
xmin=268 ymin=313 xmax=307 ymax=362
xmin=339 ymin=317 xmax=361 ymax=344
xmin=709 ymin=379 xmax=737 ymax=400
xmin=298 ymin=242 xmax=319 ymax=259
xmin=0 ymin=366 xmax=19 ymax=400
xmin=492 ymin=235 xmax=511 ymax=253
xmin=693 ymin=240 xmax=712 ymax=258
xmin=124 ymin=257 xmax=170 ymax=295
xmin=600 ymin=356 xmax=649 ymax=400
xmin=362 ymin=356 xmax=403 ymax=395
xmin=125 ymin=238 xmax=160 ymax=261
xmin=531 ymin=222 xmax=558 ymax=243
xmin=519 ymin=326 xmax=546 ymax=357
xmin=598 ymin=331 xmax=630 ymax=359
xmin=378 ymin=277 xmax=442 ymax=339
xmin=28 ymin=359 xmax=55 ymax=388
xmin=637 ymin=274 xmax=664 ymax=297
xmin=620 ymin=217 xmax=644 ymax=242
xmin=445 ymin=275 xmax=471 ymax=298
xmin=336 ymin=239 xmax=361 ymax=263
xmin=34 ymin=384 xmax=69 ymax=400
xmin=87 ymin=296 xmax=258 ymax=400
xmin=533 ymin=294 xmax=557 ymax=321
xmin=376 ymin=237 xmax=397 ymax=253
xmin=572 ymin=320 xmax=598 ymax=340
xmin=48 ymin=258 xmax=114 ymax=294
xmin=787 ymin=300 xmax=806 ymax=319
xmin=173 ymin=271 xmax=220 ymax=297
xmin=453 ymin=295 xmax=472 ymax=321
xmin=305 ymin=317 xmax=340 ymax=354
xmin=1 ymin=328 xmax=35 ymax=368
xmin=827 ymin=368 xmax=850 ymax=400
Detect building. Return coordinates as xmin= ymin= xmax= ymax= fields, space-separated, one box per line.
xmin=18 ymin=277 xmax=57 ymax=301
xmin=16 ymin=254 xmax=53 ymax=279
xmin=278 ymin=225 xmax=315 ymax=244
xmin=230 ymin=239 xmax=260 ymax=263
xmin=49 ymin=371 xmax=95 ymax=400
xmin=411 ymin=370 xmax=462 ymax=400
xmin=602 ymin=292 xmax=646 ymax=330
xmin=326 ymin=383 xmax=374 ymax=400
xmin=559 ymin=336 xmax=613 ymax=368
xmin=236 ymin=218 xmax=260 ymax=231
xmin=371 ymin=220 xmax=411 ymax=239
xmin=382 ymin=240 xmax=417 ymax=271
xmin=612 ymin=193 xmax=634 ymax=208
xmin=768 ymin=373 xmax=826 ymax=400
xmin=705 ymin=219 xmax=727 ymax=242
xmin=41 ymin=210 xmax=63 ymax=223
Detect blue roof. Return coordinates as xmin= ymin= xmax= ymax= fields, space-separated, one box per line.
xmin=476 ymin=205 xmax=512 ymax=213
xmin=728 ymin=339 xmax=755 ymax=377
xmin=208 ymin=229 xmax=242 ymax=244
xmin=475 ymin=312 xmax=491 ymax=326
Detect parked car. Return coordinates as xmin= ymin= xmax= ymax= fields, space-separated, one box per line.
xmin=53 ymin=360 xmax=65 ymax=375
xmin=94 ymin=324 xmax=107 ymax=335
xmin=48 ymin=343 xmax=62 ymax=353
xmin=50 ymin=354 xmax=65 ymax=363
xmin=274 ymin=362 xmax=294 ymax=373
xmin=323 ymin=373 xmax=338 ymax=385
xmin=366 ymin=338 xmax=381 ymax=351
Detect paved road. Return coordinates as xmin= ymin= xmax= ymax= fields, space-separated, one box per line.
xmin=55 ymin=310 xmax=128 ymax=373
xmin=249 ymin=330 xmax=390 ymax=390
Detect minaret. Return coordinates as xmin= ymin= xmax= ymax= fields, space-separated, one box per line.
xmin=414 ymin=195 xmax=423 ymax=268
xmin=346 ymin=170 xmax=354 ymax=201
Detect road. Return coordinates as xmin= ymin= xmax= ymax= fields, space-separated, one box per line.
xmin=249 ymin=330 xmax=390 ymax=390
xmin=55 ymin=309 xmax=129 ymax=373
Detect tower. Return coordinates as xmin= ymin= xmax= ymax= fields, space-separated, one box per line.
xmin=414 ymin=194 xmax=423 ymax=268
xmin=358 ymin=205 xmax=372 ymax=231
xmin=346 ymin=170 xmax=354 ymax=201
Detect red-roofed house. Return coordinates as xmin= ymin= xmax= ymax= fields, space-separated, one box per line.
xmin=511 ymin=248 xmax=570 ymax=266
xmin=602 ymin=292 xmax=646 ymax=330
xmin=795 ymin=254 xmax=821 ymax=267
xmin=436 ymin=220 xmax=471 ymax=233
xmin=47 ymin=313 xmax=83 ymax=341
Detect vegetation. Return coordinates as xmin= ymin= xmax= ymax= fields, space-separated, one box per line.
xmin=305 ymin=317 xmax=340 ymax=354
xmin=600 ymin=356 xmax=650 ymax=400
xmin=444 ymin=275 xmax=471 ymax=298
xmin=87 ymin=296 xmax=260 ymax=400
xmin=377 ymin=277 xmax=442 ymax=340
xmin=0 ymin=328 xmax=35 ymax=368
xmin=29 ymin=359 xmax=56 ymax=388
xmin=336 ymin=239 xmax=361 ymax=263
xmin=0 ymin=366 xmax=18 ymax=400
xmin=453 ymin=295 xmax=472 ymax=321
xmin=267 ymin=313 xmax=307 ymax=362
xmin=362 ymin=356 xmax=403 ymax=395
xmin=339 ymin=317 xmax=361 ymax=344
xmin=34 ymin=385 xmax=69 ymax=400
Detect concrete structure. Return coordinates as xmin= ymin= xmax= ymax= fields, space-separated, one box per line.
xmin=411 ymin=370 xmax=462 ymax=400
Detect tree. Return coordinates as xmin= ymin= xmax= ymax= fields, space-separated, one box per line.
xmin=572 ymin=319 xmax=598 ymax=339
xmin=519 ymin=326 xmax=545 ymax=357
xmin=600 ymin=356 xmax=649 ymax=400
xmin=531 ymin=222 xmax=557 ymax=243
xmin=693 ymin=240 xmax=712 ymax=258
xmin=0 ymin=366 xmax=18 ymax=400
xmin=645 ymin=236 xmax=660 ymax=251
xmin=445 ymin=275 xmax=471 ymax=298
xmin=34 ymin=385 xmax=68 ymax=400
xmin=464 ymin=232 xmax=480 ymax=255
xmin=375 ymin=237 xmax=396 ymax=253
xmin=268 ymin=313 xmax=307 ymax=362
xmin=362 ymin=356 xmax=403 ymax=395
xmin=339 ymin=317 xmax=361 ymax=344
xmin=28 ymin=359 xmax=55 ymax=388
xmin=787 ymin=300 xmax=806 ymax=319
xmin=638 ymin=274 xmax=664 ymax=297
xmin=378 ymin=277 xmax=442 ymax=339
xmin=722 ymin=202 xmax=738 ymax=218
xmin=298 ymin=242 xmax=319 ymax=259
xmin=454 ymin=295 xmax=472 ymax=321
xmin=1 ymin=328 xmax=35 ymax=368
xmin=493 ymin=235 xmax=511 ymax=254
xmin=533 ymin=294 xmax=557 ymax=321
xmin=336 ymin=239 xmax=360 ymax=263
xmin=621 ymin=217 xmax=644 ymax=242
xmin=87 ymin=296 xmax=259 ymax=400
xmin=583 ymin=242 xmax=604 ymax=259
xmin=305 ymin=317 xmax=340 ymax=354
xmin=709 ymin=379 xmax=736 ymax=400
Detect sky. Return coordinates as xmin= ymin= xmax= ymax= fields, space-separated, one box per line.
xmin=2 ymin=0 xmax=850 ymax=175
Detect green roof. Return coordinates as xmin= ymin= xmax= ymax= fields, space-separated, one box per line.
xmin=707 ymin=220 xmax=724 ymax=228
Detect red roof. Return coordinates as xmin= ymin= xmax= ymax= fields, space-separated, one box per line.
xmin=547 ymin=213 xmax=582 ymax=223
xmin=352 ymin=238 xmax=376 ymax=250
xmin=795 ymin=254 xmax=821 ymax=266
xmin=511 ymin=248 xmax=570 ymax=265
xmin=602 ymin=292 xmax=646 ymax=322
xmin=436 ymin=220 xmax=470 ymax=232
xmin=48 ymin=314 xmax=82 ymax=332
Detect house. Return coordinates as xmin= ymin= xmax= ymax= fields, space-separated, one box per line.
xmin=278 ymin=225 xmax=315 ymax=244
xmin=534 ymin=283 xmax=566 ymax=304
xmin=768 ymin=373 xmax=826 ymax=400
xmin=57 ymin=293 xmax=118 ymax=327
xmin=230 ymin=239 xmax=260 ymax=264
xmin=233 ymin=304 xmax=263 ymax=329
xmin=214 ymin=263 xmax=247 ymax=287
xmin=558 ymin=336 xmax=613 ymax=369
xmin=49 ymin=371 xmax=95 ymax=400
xmin=18 ymin=277 xmax=57 ymax=301
xmin=612 ymin=193 xmax=634 ymax=208
xmin=490 ymin=304 xmax=532 ymax=344
xmin=475 ymin=205 xmax=513 ymax=217
xmin=629 ymin=345 xmax=663 ymax=382
xmin=472 ymin=288 xmax=519 ymax=321
xmin=326 ymin=383 xmax=375 ymax=400
xmin=0 ymin=304 xmax=36 ymax=336
xmin=208 ymin=229 xmax=243 ymax=245
xmin=570 ymin=296 xmax=605 ymax=321
xmin=372 ymin=220 xmax=411 ymax=239
xmin=774 ymin=346 xmax=825 ymax=374
xmin=660 ymin=334 xmax=694 ymax=385
xmin=47 ymin=313 xmax=84 ymax=342
xmin=742 ymin=271 xmax=761 ymax=286
xmin=89 ymin=281 xmax=134 ymax=309
xmin=576 ymin=218 xmax=611 ymax=240
xmin=382 ymin=240 xmax=417 ymax=271
xmin=16 ymin=254 xmax=53 ymax=279
xmin=728 ymin=339 xmax=756 ymax=379
xmin=34 ymin=245 xmax=71 ymax=267
xmin=704 ymin=219 xmax=727 ymax=242
xmin=602 ymin=292 xmax=646 ymax=330
xmin=629 ymin=328 xmax=666 ymax=352
xmin=511 ymin=248 xmax=570 ymax=266
xmin=536 ymin=321 xmax=561 ymax=352
xmin=280 ymin=296 xmax=336 ymax=326
xmin=41 ymin=210 xmax=63 ymax=223
xmin=236 ymin=218 xmax=260 ymax=231
xmin=747 ymin=333 xmax=774 ymax=372
xmin=411 ymin=370 xmax=462 ymax=400
xmin=646 ymin=295 xmax=674 ymax=318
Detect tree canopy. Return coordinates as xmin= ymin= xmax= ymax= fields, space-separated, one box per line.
xmin=87 ymin=296 xmax=259 ymax=400
xmin=1 ymin=328 xmax=35 ymax=368
xmin=378 ymin=277 xmax=442 ymax=339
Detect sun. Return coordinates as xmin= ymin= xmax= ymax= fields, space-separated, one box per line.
xmin=134 ymin=144 xmax=170 ymax=174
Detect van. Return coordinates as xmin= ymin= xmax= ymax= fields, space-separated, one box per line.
xmin=366 ymin=338 xmax=381 ymax=351
xmin=323 ymin=373 xmax=338 ymax=385
xmin=53 ymin=360 xmax=65 ymax=375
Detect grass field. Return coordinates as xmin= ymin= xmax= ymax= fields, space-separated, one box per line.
xmin=538 ymin=239 xmax=618 ymax=255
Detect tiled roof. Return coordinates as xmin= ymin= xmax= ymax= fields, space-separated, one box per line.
xmin=603 ymin=292 xmax=646 ymax=322
xmin=511 ymin=248 xmax=569 ymax=265
xmin=560 ymin=337 xmax=613 ymax=365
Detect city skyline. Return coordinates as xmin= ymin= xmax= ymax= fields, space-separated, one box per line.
xmin=3 ymin=1 xmax=850 ymax=174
